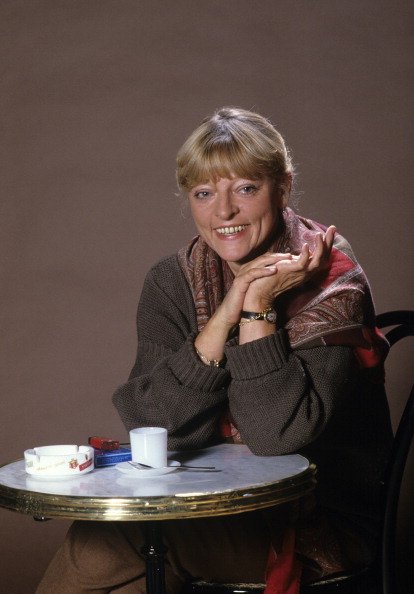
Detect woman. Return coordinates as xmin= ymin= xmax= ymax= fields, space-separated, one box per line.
xmin=37 ymin=108 xmax=392 ymax=594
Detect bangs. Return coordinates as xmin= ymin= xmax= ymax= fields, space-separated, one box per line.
xmin=178 ymin=140 xmax=273 ymax=191
xmin=176 ymin=108 xmax=291 ymax=192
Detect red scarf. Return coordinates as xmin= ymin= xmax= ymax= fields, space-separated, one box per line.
xmin=178 ymin=207 xmax=388 ymax=367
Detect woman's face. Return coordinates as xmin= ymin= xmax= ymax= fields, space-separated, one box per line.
xmin=188 ymin=176 xmax=283 ymax=273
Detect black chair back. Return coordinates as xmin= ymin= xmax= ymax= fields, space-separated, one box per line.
xmin=376 ymin=310 xmax=414 ymax=594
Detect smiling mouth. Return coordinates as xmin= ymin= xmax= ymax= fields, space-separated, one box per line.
xmin=215 ymin=225 xmax=248 ymax=235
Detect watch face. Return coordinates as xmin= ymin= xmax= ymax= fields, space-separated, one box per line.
xmin=264 ymin=309 xmax=277 ymax=323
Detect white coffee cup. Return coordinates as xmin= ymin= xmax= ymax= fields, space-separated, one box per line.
xmin=129 ymin=427 xmax=168 ymax=468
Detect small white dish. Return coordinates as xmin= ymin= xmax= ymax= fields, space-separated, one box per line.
xmin=115 ymin=460 xmax=181 ymax=478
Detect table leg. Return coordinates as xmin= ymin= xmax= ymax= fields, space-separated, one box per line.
xmin=142 ymin=522 xmax=167 ymax=594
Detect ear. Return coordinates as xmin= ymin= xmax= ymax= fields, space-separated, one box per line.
xmin=277 ymin=173 xmax=292 ymax=208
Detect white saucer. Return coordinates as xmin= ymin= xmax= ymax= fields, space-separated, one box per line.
xmin=115 ymin=460 xmax=181 ymax=478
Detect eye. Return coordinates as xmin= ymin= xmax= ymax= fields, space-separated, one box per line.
xmin=194 ymin=190 xmax=211 ymax=199
xmin=238 ymin=184 xmax=258 ymax=195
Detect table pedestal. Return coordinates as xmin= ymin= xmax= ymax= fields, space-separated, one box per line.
xmin=143 ymin=522 xmax=167 ymax=594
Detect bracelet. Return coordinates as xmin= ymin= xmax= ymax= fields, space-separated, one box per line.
xmin=195 ymin=347 xmax=225 ymax=368
xmin=239 ymin=316 xmax=263 ymax=326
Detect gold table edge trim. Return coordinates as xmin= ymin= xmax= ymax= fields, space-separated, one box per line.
xmin=0 ymin=464 xmax=316 ymax=521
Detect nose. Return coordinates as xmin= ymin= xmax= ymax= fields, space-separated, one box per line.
xmin=214 ymin=189 xmax=239 ymax=220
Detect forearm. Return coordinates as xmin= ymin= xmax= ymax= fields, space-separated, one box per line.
xmin=194 ymin=311 xmax=233 ymax=363
xmin=113 ymin=335 xmax=229 ymax=449
xmin=225 ymin=332 xmax=356 ymax=455
xmin=194 ymin=300 xmax=278 ymax=364
xmin=113 ymin=257 xmax=231 ymax=449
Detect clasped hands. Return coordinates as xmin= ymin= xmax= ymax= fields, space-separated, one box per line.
xmin=194 ymin=226 xmax=336 ymax=362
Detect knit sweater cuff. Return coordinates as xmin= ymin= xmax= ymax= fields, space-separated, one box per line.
xmin=168 ymin=334 xmax=229 ymax=392
xmin=225 ymin=330 xmax=290 ymax=380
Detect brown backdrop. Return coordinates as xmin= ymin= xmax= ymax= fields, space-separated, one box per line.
xmin=1 ymin=1 xmax=413 ymax=592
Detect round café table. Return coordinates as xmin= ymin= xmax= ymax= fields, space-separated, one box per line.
xmin=0 ymin=443 xmax=316 ymax=594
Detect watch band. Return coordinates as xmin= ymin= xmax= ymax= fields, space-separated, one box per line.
xmin=239 ymin=307 xmax=277 ymax=325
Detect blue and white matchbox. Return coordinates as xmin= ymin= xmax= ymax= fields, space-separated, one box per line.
xmin=93 ymin=446 xmax=132 ymax=467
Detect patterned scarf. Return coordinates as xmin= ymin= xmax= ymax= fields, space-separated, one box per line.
xmin=178 ymin=207 xmax=388 ymax=366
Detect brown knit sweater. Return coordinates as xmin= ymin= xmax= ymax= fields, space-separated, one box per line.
xmin=113 ymin=252 xmax=392 ymax=562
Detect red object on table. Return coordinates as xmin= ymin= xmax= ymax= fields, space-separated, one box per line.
xmin=88 ymin=436 xmax=120 ymax=451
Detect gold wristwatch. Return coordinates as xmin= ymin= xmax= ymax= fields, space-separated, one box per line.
xmin=239 ymin=307 xmax=277 ymax=325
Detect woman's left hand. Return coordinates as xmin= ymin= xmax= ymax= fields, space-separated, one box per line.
xmin=243 ymin=225 xmax=336 ymax=310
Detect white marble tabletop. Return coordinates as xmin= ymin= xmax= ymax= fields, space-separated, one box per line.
xmin=0 ymin=444 xmax=315 ymax=521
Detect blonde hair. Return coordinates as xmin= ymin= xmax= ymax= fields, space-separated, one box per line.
xmin=176 ymin=107 xmax=293 ymax=192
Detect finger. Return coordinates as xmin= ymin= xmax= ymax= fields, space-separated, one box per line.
xmin=263 ymin=251 xmax=293 ymax=263
xmin=267 ymin=251 xmax=293 ymax=258
xmin=296 ymin=243 xmax=311 ymax=267
xmin=318 ymin=226 xmax=336 ymax=262
xmin=235 ymin=264 xmax=278 ymax=288
xmin=313 ymin=232 xmax=324 ymax=260
xmin=308 ymin=234 xmax=327 ymax=270
xmin=246 ymin=264 xmax=278 ymax=279
xmin=240 ymin=252 xmax=291 ymax=273
xmin=324 ymin=225 xmax=336 ymax=251
xmin=264 ymin=253 xmax=293 ymax=266
xmin=276 ymin=244 xmax=309 ymax=271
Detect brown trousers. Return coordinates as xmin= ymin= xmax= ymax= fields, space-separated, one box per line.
xmin=35 ymin=502 xmax=371 ymax=593
xmin=36 ymin=512 xmax=271 ymax=594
